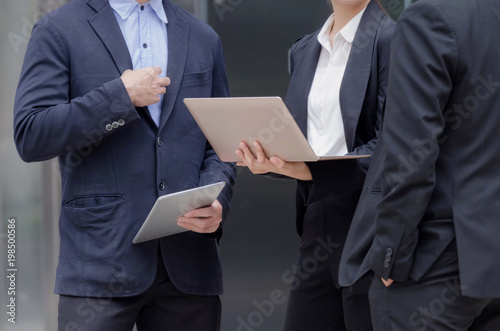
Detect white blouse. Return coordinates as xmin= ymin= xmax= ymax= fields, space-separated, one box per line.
xmin=307 ymin=8 xmax=366 ymax=156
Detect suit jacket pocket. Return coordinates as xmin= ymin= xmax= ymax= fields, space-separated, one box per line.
xmin=64 ymin=194 xmax=124 ymax=208
xmin=181 ymin=69 xmax=212 ymax=85
xmin=58 ymin=195 xmax=130 ymax=285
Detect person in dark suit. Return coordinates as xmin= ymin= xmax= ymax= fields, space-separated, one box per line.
xmin=13 ymin=0 xmax=236 ymax=330
xmin=339 ymin=0 xmax=500 ymax=329
xmin=236 ymin=0 xmax=394 ymax=329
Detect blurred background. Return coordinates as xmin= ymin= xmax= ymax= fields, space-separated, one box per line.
xmin=0 ymin=0 xmax=413 ymax=330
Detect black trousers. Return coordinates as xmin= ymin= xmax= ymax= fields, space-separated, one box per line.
xmin=369 ymin=246 xmax=500 ymax=331
xmin=284 ymin=195 xmax=373 ymax=331
xmin=58 ymin=255 xmax=221 ymax=331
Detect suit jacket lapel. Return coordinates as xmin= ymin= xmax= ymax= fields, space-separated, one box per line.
xmin=87 ymin=0 xmax=133 ymax=75
xmin=340 ymin=1 xmax=382 ymax=151
xmin=87 ymin=0 xmax=157 ymax=125
xmin=293 ymin=33 xmax=322 ymax=137
xmin=158 ymin=0 xmax=189 ymax=131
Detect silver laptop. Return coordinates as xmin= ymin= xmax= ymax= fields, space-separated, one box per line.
xmin=132 ymin=182 xmax=226 ymax=244
xmin=184 ymin=97 xmax=369 ymax=162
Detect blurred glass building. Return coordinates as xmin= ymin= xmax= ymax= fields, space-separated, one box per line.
xmin=0 ymin=0 xmax=413 ymax=330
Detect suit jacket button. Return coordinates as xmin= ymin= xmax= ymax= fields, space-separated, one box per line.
xmin=112 ymin=121 xmax=119 ymax=128
xmin=385 ymin=255 xmax=392 ymax=262
xmin=159 ymin=182 xmax=165 ymax=190
xmin=106 ymin=124 xmax=113 ymax=131
xmin=157 ymin=137 xmax=163 ymax=146
xmin=118 ymin=119 xmax=125 ymax=126
xmin=384 ymin=261 xmax=390 ymax=268
xmin=386 ymin=248 xmax=393 ymax=256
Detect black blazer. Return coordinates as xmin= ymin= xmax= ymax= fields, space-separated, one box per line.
xmin=340 ymin=0 xmax=500 ymax=299
xmin=285 ymin=1 xmax=395 ymax=236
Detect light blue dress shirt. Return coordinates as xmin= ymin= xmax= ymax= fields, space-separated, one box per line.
xmin=109 ymin=0 xmax=168 ymax=127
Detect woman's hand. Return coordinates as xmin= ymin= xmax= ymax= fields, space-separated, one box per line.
xmin=235 ymin=141 xmax=312 ymax=181
xmin=381 ymin=278 xmax=394 ymax=287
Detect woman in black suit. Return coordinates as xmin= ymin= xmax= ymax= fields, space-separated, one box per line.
xmin=236 ymin=0 xmax=395 ymax=329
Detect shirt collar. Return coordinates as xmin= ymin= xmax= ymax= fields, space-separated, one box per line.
xmin=109 ymin=0 xmax=168 ymax=24
xmin=340 ymin=7 xmax=366 ymax=43
xmin=317 ymin=7 xmax=367 ymax=50
xmin=149 ymin=0 xmax=168 ymax=24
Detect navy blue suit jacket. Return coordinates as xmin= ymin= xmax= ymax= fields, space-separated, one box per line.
xmin=14 ymin=0 xmax=236 ymax=297
xmin=285 ymin=1 xmax=395 ymax=237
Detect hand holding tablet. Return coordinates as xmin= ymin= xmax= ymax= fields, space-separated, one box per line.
xmin=132 ymin=182 xmax=225 ymax=244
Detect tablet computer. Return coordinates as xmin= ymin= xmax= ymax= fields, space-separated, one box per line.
xmin=132 ymin=182 xmax=226 ymax=244
xmin=184 ymin=97 xmax=369 ymax=162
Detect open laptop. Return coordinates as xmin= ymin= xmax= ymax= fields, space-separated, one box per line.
xmin=184 ymin=97 xmax=369 ymax=162
xmin=132 ymin=182 xmax=226 ymax=244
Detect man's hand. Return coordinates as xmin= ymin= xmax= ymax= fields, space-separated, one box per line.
xmin=121 ymin=67 xmax=171 ymax=107
xmin=177 ymin=199 xmax=223 ymax=234
xmin=236 ymin=141 xmax=312 ymax=181
xmin=381 ymin=278 xmax=394 ymax=287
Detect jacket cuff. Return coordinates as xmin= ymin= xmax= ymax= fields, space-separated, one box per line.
xmin=370 ymin=236 xmax=416 ymax=282
xmin=102 ymin=77 xmax=140 ymax=123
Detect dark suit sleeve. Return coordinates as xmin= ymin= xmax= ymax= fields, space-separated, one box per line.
xmin=370 ymin=2 xmax=457 ymax=281
xmin=305 ymin=23 xmax=395 ymax=200
xmin=199 ymin=37 xmax=237 ymax=239
xmin=13 ymin=21 xmax=140 ymax=163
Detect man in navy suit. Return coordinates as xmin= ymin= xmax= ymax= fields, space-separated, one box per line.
xmin=339 ymin=0 xmax=500 ymax=329
xmin=13 ymin=0 xmax=236 ymax=330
